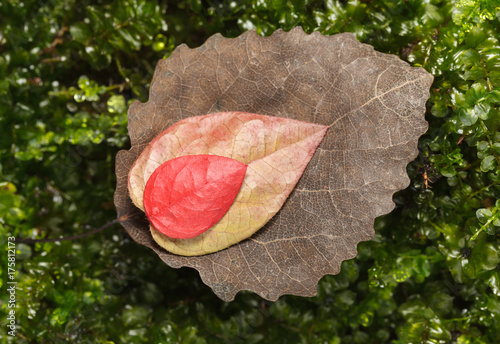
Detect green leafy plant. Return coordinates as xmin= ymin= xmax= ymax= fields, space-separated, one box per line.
xmin=1 ymin=0 xmax=499 ymax=343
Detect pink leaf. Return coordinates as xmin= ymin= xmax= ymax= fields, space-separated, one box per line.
xmin=128 ymin=111 xmax=328 ymax=256
xmin=143 ymin=155 xmax=247 ymax=239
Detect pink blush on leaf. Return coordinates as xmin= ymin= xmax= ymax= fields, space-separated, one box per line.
xmin=143 ymin=154 xmax=248 ymax=239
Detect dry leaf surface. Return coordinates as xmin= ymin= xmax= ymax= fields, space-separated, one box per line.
xmin=114 ymin=27 xmax=433 ymax=301
xmin=129 ymin=112 xmax=328 ymax=256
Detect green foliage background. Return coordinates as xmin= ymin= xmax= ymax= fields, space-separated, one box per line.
xmin=1 ymin=0 xmax=500 ymax=343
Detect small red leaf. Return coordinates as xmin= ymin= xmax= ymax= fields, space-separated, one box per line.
xmin=143 ymin=155 xmax=247 ymax=239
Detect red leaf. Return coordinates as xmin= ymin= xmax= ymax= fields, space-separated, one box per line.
xmin=143 ymin=155 xmax=247 ymax=239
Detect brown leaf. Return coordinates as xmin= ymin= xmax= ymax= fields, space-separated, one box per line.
xmin=114 ymin=27 xmax=433 ymax=301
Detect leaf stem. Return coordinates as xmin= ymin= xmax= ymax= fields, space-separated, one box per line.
xmin=17 ymin=219 xmax=120 ymax=244
xmin=17 ymin=211 xmax=143 ymax=244
xmin=443 ymin=314 xmax=478 ymax=322
xmin=116 ymin=57 xmax=142 ymax=98
xmin=458 ymin=182 xmax=495 ymax=208
xmin=471 ymin=208 xmax=499 ymax=241
xmin=477 ymin=48 xmax=494 ymax=92
xmin=428 ymin=220 xmax=446 ymax=234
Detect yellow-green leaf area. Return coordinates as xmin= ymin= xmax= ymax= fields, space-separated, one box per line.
xmin=128 ymin=112 xmax=327 ymax=256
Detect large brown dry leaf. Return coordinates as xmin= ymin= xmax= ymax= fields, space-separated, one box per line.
xmin=114 ymin=27 xmax=433 ymax=301
xmin=128 ymin=112 xmax=328 ymax=256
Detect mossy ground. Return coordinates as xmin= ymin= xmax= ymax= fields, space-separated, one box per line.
xmin=0 ymin=1 xmax=499 ymax=343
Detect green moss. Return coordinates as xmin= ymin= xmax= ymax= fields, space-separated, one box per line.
xmin=1 ymin=0 xmax=499 ymax=343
